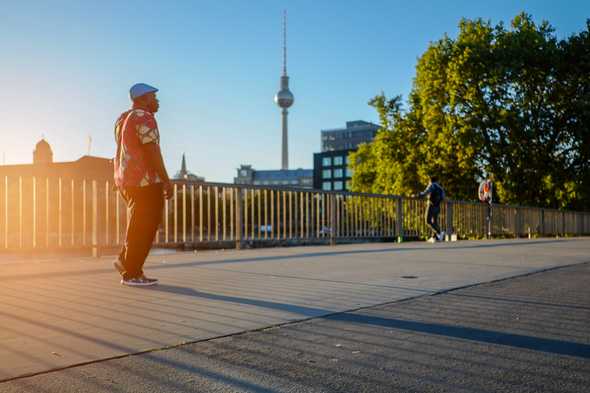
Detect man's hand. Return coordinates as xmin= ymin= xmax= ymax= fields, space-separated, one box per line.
xmin=163 ymin=181 xmax=174 ymax=200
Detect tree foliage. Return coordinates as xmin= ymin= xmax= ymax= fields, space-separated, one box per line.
xmin=351 ymin=14 xmax=590 ymax=210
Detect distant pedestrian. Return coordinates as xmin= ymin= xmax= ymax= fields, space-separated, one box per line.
xmin=113 ymin=83 xmax=173 ymax=286
xmin=416 ymin=176 xmax=445 ymax=242
xmin=479 ymin=176 xmax=494 ymax=238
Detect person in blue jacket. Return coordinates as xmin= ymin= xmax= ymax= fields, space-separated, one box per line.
xmin=416 ymin=176 xmax=446 ymax=242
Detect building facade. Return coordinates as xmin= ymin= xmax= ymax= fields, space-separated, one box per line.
xmin=313 ymin=120 xmax=379 ymax=191
xmin=234 ymin=165 xmax=313 ymax=188
xmin=321 ymin=120 xmax=379 ymax=152
xmin=313 ymin=149 xmax=355 ymax=191
xmin=0 ymin=139 xmax=113 ymax=182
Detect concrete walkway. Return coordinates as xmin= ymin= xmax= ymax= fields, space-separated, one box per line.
xmin=1 ymin=238 xmax=589 ymax=383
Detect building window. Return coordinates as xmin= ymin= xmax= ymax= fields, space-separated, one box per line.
xmin=344 ymin=155 xmax=349 ymax=164
xmin=333 ymin=181 xmax=343 ymax=190
xmin=322 ymin=157 xmax=332 ymax=166
xmin=333 ymin=168 xmax=343 ymax=178
xmin=322 ymin=182 xmax=332 ymax=191
xmin=334 ymin=156 xmax=344 ymax=166
xmin=346 ymin=167 xmax=353 ymax=177
xmin=322 ymin=169 xmax=332 ymax=179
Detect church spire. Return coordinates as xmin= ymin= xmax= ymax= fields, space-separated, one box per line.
xmin=181 ymin=153 xmax=187 ymax=175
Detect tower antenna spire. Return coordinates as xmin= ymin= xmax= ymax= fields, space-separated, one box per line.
xmin=282 ymin=9 xmax=287 ymax=76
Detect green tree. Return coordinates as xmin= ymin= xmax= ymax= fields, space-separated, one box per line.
xmin=351 ymin=13 xmax=590 ymax=210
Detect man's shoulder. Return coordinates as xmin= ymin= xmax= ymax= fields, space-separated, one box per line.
xmin=128 ymin=109 xmax=155 ymax=121
xmin=124 ymin=110 xmax=157 ymax=132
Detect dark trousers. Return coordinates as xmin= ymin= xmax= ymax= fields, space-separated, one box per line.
xmin=426 ymin=205 xmax=441 ymax=236
xmin=118 ymin=183 xmax=164 ymax=279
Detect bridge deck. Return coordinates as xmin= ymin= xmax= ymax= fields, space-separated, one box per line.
xmin=1 ymin=238 xmax=589 ymax=382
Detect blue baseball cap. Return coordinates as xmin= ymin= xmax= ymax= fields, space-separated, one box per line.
xmin=129 ymin=83 xmax=159 ymax=100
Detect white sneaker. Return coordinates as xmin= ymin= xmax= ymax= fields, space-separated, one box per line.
xmin=427 ymin=237 xmax=437 ymax=243
xmin=121 ymin=277 xmax=158 ymax=287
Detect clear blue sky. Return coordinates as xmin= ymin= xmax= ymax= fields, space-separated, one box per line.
xmin=1 ymin=1 xmax=588 ymax=182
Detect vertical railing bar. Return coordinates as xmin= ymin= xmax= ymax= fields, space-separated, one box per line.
xmin=18 ymin=177 xmax=23 ymax=249
xmin=324 ymin=194 xmax=328 ymax=238
xmin=271 ymin=189 xmax=275 ymax=239
xmin=290 ymin=191 xmax=294 ymax=239
xmin=305 ymin=192 xmax=312 ymax=239
xmin=343 ymin=195 xmax=347 ymax=238
xmin=295 ymin=191 xmax=305 ymax=239
xmin=282 ymin=191 xmax=286 ymax=240
xmin=199 ymin=184 xmax=203 ymax=242
xmin=264 ymin=189 xmax=268 ymax=240
xmin=230 ymin=187 xmax=234 ymax=240
xmin=4 ymin=176 xmax=7 ymax=249
xmin=92 ymin=180 xmax=97 ymax=257
xmin=215 ymin=186 xmax=219 ymax=241
xmin=183 ymin=183 xmax=187 ymax=243
xmin=48 ymin=178 xmax=52 ymax=247
xmin=357 ymin=195 xmax=361 ymax=239
xmin=314 ymin=192 xmax=318 ymax=238
xmin=251 ymin=189 xmax=255 ymax=240
xmin=174 ymin=183 xmax=178 ymax=243
xmin=338 ymin=195 xmax=342 ymax=238
xmin=165 ymin=193 xmax=169 ymax=243
xmin=82 ymin=179 xmax=86 ymax=246
xmin=275 ymin=190 xmax=280 ymax=240
xmin=243 ymin=187 xmax=248 ymax=240
xmin=207 ymin=186 xmax=211 ymax=241
xmin=235 ymin=187 xmax=242 ymax=248
xmin=32 ymin=177 xmax=37 ymax=249
xmin=105 ymin=181 xmax=109 ymax=246
xmin=222 ymin=187 xmax=227 ymax=241
xmin=257 ymin=189 xmax=262 ymax=239
xmin=191 ymin=184 xmax=195 ymax=243
xmin=116 ymin=183 xmax=120 ymax=245
xmin=58 ymin=177 xmax=62 ymax=247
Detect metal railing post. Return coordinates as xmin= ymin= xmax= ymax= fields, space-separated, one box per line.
xmin=445 ymin=200 xmax=453 ymax=241
xmin=18 ymin=177 xmax=23 ymax=249
xmin=396 ymin=196 xmax=404 ymax=242
xmin=329 ymin=193 xmax=336 ymax=246
xmin=92 ymin=180 xmax=98 ymax=257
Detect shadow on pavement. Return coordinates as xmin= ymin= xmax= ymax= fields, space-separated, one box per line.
xmin=152 ymin=283 xmax=590 ymax=360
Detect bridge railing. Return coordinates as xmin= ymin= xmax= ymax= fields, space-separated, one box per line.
xmin=0 ymin=176 xmax=588 ymax=252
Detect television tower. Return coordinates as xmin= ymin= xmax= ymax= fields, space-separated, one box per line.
xmin=274 ymin=10 xmax=294 ymax=170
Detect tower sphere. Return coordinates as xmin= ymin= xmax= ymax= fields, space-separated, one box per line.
xmin=275 ymin=88 xmax=294 ymax=108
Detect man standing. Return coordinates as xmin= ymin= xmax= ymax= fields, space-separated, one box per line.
xmin=113 ymin=83 xmax=173 ymax=286
xmin=416 ymin=176 xmax=445 ymax=242
xmin=479 ymin=176 xmax=494 ymax=238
